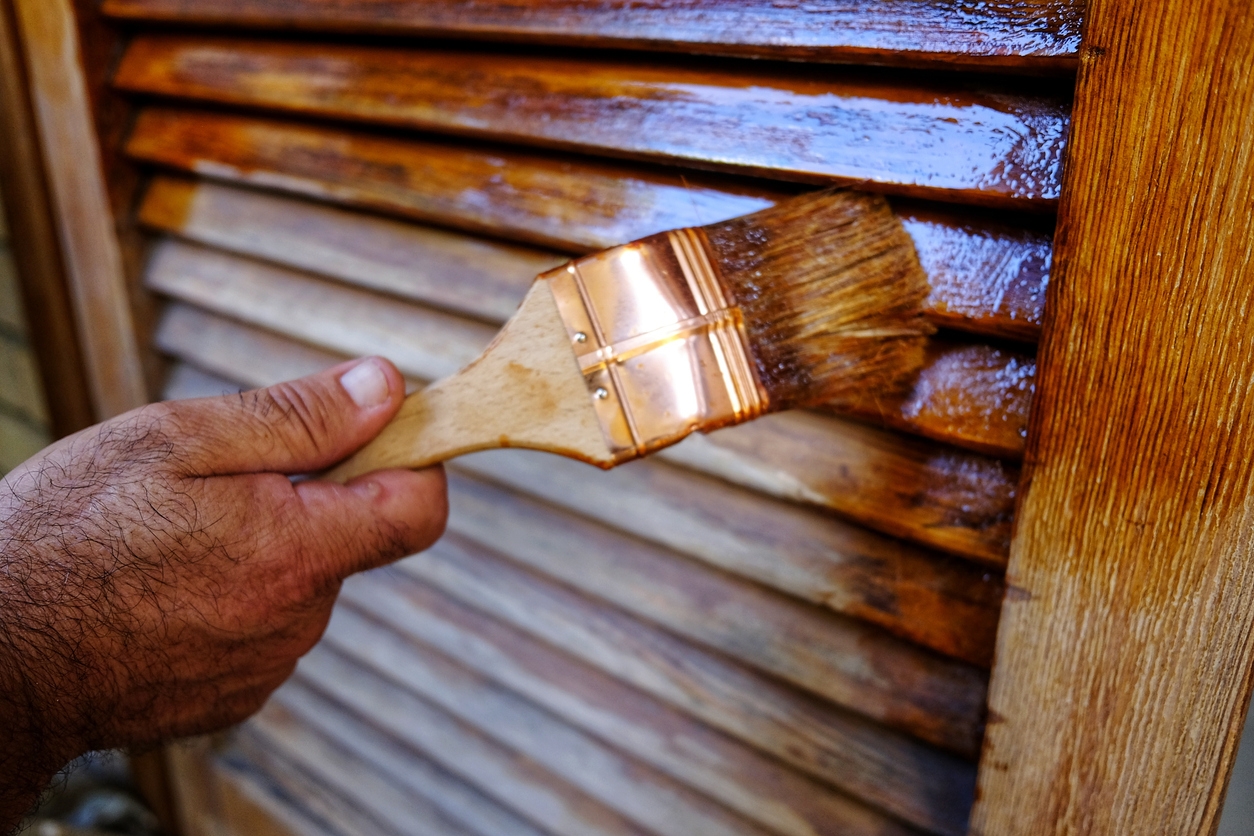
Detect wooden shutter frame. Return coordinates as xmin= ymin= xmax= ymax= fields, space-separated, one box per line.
xmin=7 ymin=0 xmax=1254 ymax=831
xmin=972 ymin=0 xmax=1254 ymax=832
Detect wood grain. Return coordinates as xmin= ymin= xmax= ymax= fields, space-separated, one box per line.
xmin=446 ymin=470 xmax=999 ymax=667
xmin=241 ymin=706 xmax=504 ymax=836
xmin=294 ymin=646 xmax=660 ymax=836
xmin=972 ymin=1 xmax=1254 ymax=833
xmin=0 ymin=0 xmax=93 ymax=436
xmin=142 ymin=242 xmax=1017 ymax=563
xmin=254 ymin=687 xmax=554 ymax=836
xmin=100 ymin=0 xmax=1082 ymax=72
xmin=397 ymin=540 xmax=978 ymax=829
xmin=321 ymin=612 xmax=785 ymax=836
xmin=139 ymin=177 xmax=1037 ymax=457
xmin=335 ymin=575 xmax=925 ymax=836
xmin=113 ymin=37 xmax=1070 ymax=208
xmin=128 ymin=114 xmax=1052 ymax=341
xmin=421 ymin=517 xmax=988 ymax=758
xmin=165 ymin=739 xmax=340 ymax=836
xmin=8 ymin=0 xmax=147 ymax=418
xmin=144 ymin=239 xmax=494 ymax=383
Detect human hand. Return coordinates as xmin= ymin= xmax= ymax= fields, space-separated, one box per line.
xmin=0 ymin=357 xmax=446 ymax=825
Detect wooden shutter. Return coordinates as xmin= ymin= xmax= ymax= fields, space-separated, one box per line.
xmin=10 ymin=1 xmax=1083 ymax=834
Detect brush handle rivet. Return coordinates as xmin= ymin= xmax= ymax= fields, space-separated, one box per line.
xmin=573 ymin=331 xmax=588 ymax=343
xmin=593 ymin=387 xmax=609 ymax=400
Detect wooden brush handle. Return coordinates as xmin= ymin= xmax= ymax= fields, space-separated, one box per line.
xmin=326 ymin=281 xmax=613 ymax=482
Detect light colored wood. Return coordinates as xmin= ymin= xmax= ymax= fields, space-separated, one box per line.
xmin=329 ymin=280 xmax=612 ymax=481
xmin=144 ymin=238 xmax=493 ymax=381
xmin=972 ymin=1 xmax=1254 ymax=833
xmin=259 ymin=686 xmax=551 ymax=836
xmin=320 ymin=609 xmax=778 ymax=836
xmin=165 ymin=739 xmax=333 ymax=836
xmin=336 ymin=574 xmax=927 ymax=836
xmin=139 ymin=175 xmax=562 ymax=322
xmin=10 ymin=0 xmax=147 ymax=418
xmin=445 ymin=469 xmax=994 ymax=670
xmin=293 ymin=648 xmax=655 ymax=836
xmin=240 ymin=712 xmax=479 ymax=836
xmin=396 ymin=539 xmax=978 ymax=823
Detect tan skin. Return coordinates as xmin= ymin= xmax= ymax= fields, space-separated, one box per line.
xmin=0 ymin=356 xmax=448 ymax=830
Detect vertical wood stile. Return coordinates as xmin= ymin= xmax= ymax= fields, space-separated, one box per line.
xmin=972 ymin=1 xmax=1254 ymax=833
xmin=9 ymin=0 xmax=147 ymax=418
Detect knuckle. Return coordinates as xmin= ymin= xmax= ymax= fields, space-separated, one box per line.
xmin=251 ymin=382 xmax=342 ymax=462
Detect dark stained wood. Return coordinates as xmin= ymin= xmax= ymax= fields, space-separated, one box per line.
xmin=127 ymin=114 xmax=1052 ymax=341
xmin=972 ymin=1 xmax=1254 ymax=833
xmin=101 ymin=0 xmax=1082 ymax=73
xmin=113 ymin=37 xmax=1070 ymax=208
xmin=398 ymin=540 xmax=979 ymax=825
xmin=143 ymin=244 xmax=1017 ymax=564
xmin=663 ymin=413 xmax=1017 ymax=565
xmin=334 ymin=577 xmax=927 ymax=836
xmin=139 ymin=177 xmax=1037 ymax=457
xmin=254 ymin=690 xmax=556 ymax=836
xmin=843 ymin=339 xmax=1033 ymax=459
xmin=446 ymin=470 xmax=1000 ymax=667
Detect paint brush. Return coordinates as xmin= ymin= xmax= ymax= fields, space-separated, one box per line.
xmin=328 ymin=188 xmax=933 ymax=481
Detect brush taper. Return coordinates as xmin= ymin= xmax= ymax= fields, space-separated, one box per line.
xmin=328 ymin=187 xmax=933 ymax=482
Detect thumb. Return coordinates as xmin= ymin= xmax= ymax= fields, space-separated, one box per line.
xmin=165 ymin=357 xmax=406 ymax=476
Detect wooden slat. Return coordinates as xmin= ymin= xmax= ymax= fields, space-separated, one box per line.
xmin=293 ymin=647 xmax=658 ymax=836
xmin=156 ymin=305 xmax=354 ymax=392
xmin=397 ymin=539 xmax=977 ymax=827
xmin=320 ymin=611 xmax=787 ymax=836
xmin=661 ymin=413 xmax=1017 ymax=565
xmin=143 ymin=250 xmax=1015 ymax=564
xmin=229 ymin=730 xmax=436 ymax=836
xmin=447 ymin=470 xmax=998 ymax=667
xmin=101 ymin=0 xmax=1082 ymax=72
xmin=140 ymin=177 xmax=1036 ymax=457
xmin=166 ymin=739 xmax=340 ymax=836
xmin=972 ymin=1 xmax=1254 ymax=833
xmin=241 ymin=707 xmax=501 ymax=836
xmin=161 ymin=361 xmax=241 ymax=401
xmin=114 ymin=37 xmax=1069 ymax=208
xmin=258 ymin=688 xmax=555 ymax=836
xmin=144 ymin=239 xmax=494 ymax=382
xmin=421 ymin=528 xmax=988 ymax=757
xmin=139 ymin=174 xmax=561 ymax=324
xmin=336 ymin=573 xmax=934 ymax=836
xmin=128 ymin=113 xmax=1051 ymax=341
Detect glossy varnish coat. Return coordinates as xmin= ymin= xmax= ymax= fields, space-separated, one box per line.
xmin=112 ymin=36 xmax=1070 ymax=207
xmin=101 ymin=0 xmax=1082 ymax=72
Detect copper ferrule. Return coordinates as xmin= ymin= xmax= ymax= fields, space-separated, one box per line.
xmin=543 ymin=228 xmax=768 ymax=464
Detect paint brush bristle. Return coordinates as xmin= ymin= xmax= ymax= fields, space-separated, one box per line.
xmin=701 ymin=188 xmax=934 ymax=411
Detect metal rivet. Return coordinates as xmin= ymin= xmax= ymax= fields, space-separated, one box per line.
xmin=594 ymin=387 xmax=609 ymax=400
xmin=573 ymin=331 xmax=588 ymax=343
